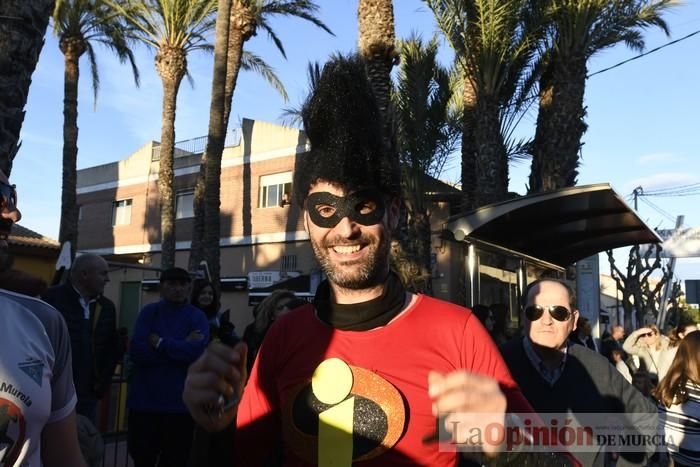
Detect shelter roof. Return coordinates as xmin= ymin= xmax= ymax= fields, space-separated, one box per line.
xmin=444 ymin=183 xmax=661 ymax=267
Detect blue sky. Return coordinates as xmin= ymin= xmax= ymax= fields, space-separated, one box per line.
xmin=15 ymin=0 xmax=700 ymax=281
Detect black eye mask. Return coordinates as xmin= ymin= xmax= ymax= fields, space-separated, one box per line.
xmin=305 ymin=189 xmax=386 ymax=228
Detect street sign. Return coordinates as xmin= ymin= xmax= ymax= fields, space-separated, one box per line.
xmin=686 ymin=280 xmax=700 ymax=304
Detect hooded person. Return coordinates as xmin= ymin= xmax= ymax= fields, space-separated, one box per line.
xmin=183 ymin=54 xmax=575 ymax=467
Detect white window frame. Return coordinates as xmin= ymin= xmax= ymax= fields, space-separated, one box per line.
xmin=176 ymin=188 xmax=195 ymax=219
xmin=112 ymin=199 xmax=132 ymax=226
xmin=259 ymin=172 xmax=292 ymax=208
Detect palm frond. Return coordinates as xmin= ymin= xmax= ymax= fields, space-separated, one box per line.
xmin=278 ymin=60 xmax=321 ymax=127
xmin=393 ymin=34 xmax=459 ymax=181
xmin=240 ymin=50 xmax=289 ymax=101
xmin=85 ymin=42 xmax=100 ymax=107
xmin=53 ymin=0 xmax=142 ymax=106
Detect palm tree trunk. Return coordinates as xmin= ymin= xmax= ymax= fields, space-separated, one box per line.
xmin=413 ymin=209 xmax=433 ymax=295
xmin=473 ymin=95 xmax=508 ymax=207
xmin=529 ymin=56 xmax=587 ymax=193
xmin=357 ymin=0 xmax=398 ymax=148
xmin=358 ymin=0 xmax=397 ymax=117
xmin=155 ymin=46 xmax=186 ymax=270
xmin=191 ymin=0 xmax=234 ymax=274
xmin=460 ymin=74 xmax=478 ymax=211
xmin=222 ymin=3 xmax=254 ymax=131
xmin=201 ymin=0 xmax=233 ymax=288
xmin=189 ymin=164 xmax=206 ymax=271
xmin=58 ymin=37 xmax=85 ymax=260
xmin=0 ymin=0 xmax=55 ymax=175
xmin=191 ymin=3 xmax=250 ymax=276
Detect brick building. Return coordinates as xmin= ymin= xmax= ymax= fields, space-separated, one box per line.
xmin=76 ymin=119 xmax=462 ymax=334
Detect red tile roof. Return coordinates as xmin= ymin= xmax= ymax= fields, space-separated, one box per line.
xmin=8 ymin=224 xmax=60 ymax=250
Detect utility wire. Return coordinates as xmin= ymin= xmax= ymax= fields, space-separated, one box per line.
xmin=643 ymin=182 xmax=700 ymax=196
xmin=639 ymin=197 xmax=676 ymax=222
xmin=588 ymin=29 xmax=700 ymax=78
xmin=644 ymin=181 xmax=700 ymax=192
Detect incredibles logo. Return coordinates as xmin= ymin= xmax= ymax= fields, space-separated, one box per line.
xmin=282 ymin=358 xmax=406 ymax=466
xmin=0 ymin=398 xmax=26 ymax=466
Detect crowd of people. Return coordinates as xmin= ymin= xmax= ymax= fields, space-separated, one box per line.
xmin=1 ymin=52 xmax=699 ymax=467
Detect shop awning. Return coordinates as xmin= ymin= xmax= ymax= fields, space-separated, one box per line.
xmin=444 ymin=183 xmax=662 ymax=267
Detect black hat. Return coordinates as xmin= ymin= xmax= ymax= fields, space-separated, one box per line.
xmin=160 ymin=267 xmax=191 ymax=283
xmin=292 ymin=53 xmax=400 ymax=206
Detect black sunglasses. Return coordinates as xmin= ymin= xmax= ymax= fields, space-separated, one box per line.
xmin=524 ymin=304 xmax=572 ymax=322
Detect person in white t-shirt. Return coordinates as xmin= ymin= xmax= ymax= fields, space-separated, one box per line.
xmin=0 ymin=168 xmax=86 ymax=467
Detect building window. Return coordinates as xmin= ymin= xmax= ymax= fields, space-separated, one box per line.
xmin=281 ymin=254 xmax=297 ymax=271
xmin=78 ymin=206 xmax=83 ymax=221
xmin=176 ymin=189 xmax=195 ymax=219
xmin=112 ymin=199 xmax=132 ymax=226
xmin=259 ymin=172 xmax=292 ymax=208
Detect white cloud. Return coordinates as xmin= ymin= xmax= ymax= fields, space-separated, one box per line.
xmin=623 ymin=172 xmax=699 ymax=193
xmin=637 ymin=152 xmax=675 ymax=165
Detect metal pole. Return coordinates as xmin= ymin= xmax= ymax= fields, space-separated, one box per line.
xmin=657 ymin=215 xmax=684 ymax=329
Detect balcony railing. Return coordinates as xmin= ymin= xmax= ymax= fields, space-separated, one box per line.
xmin=151 ymin=129 xmax=241 ymax=162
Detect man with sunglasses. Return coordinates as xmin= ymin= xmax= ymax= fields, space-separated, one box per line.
xmin=182 ymin=56 xmax=576 ymax=466
xmin=501 ymin=279 xmax=657 ymax=467
xmin=0 ymin=169 xmax=86 ymax=466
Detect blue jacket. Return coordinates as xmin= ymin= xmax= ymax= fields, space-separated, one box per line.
xmin=127 ymin=299 xmax=209 ymax=413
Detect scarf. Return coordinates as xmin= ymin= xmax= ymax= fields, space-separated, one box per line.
xmin=314 ymin=271 xmax=407 ymax=331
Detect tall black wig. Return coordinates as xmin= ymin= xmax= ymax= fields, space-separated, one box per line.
xmin=293 ymin=54 xmax=400 ymax=206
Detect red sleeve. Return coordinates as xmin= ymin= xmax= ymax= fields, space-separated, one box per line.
xmin=460 ymin=312 xmax=535 ymax=414
xmin=235 ymin=323 xmax=284 ymax=465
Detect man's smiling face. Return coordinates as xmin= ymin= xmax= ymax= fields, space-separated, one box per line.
xmin=304 ymin=181 xmax=397 ymax=290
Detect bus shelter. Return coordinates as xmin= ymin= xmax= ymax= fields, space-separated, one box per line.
xmin=443 ymin=183 xmax=662 ymax=328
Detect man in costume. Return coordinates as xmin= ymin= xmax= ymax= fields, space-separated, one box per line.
xmin=42 ymin=253 xmax=122 ymax=423
xmin=183 ymin=55 xmax=573 ymax=466
xmin=0 ymin=168 xmax=86 ymax=466
xmin=500 ymin=279 xmax=657 ymax=467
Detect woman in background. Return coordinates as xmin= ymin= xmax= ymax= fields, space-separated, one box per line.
xmin=654 ymin=331 xmax=700 ymax=467
xmin=191 ymin=280 xmax=220 ymax=329
xmin=623 ymin=324 xmax=675 ymax=383
xmin=243 ymin=290 xmax=300 ymax=372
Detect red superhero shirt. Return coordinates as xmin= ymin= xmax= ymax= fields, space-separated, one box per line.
xmin=236 ymin=294 xmax=534 ymax=466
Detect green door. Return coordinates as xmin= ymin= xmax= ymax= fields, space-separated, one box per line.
xmin=119 ymin=281 xmax=142 ymax=336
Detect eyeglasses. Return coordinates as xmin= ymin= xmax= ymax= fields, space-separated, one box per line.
xmin=524 ymin=304 xmax=572 ymax=322
xmin=641 ymin=332 xmax=656 ymax=338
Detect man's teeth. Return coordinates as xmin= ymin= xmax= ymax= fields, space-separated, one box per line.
xmin=333 ymin=245 xmax=361 ymax=254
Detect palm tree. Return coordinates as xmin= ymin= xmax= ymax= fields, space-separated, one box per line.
xmin=358 ymin=0 xmax=398 ymax=136
xmin=53 ymin=0 xmax=139 ymax=260
xmin=188 ymin=0 xmax=231 ymax=283
xmin=188 ymin=48 xmax=286 ymax=275
xmin=107 ymin=0 xmax=216 ymax=269
xmin=0 ymin=0 xmax=56 ymax=175
xmin=393 ymin=35 xmax=460 ymax=293
xmin=221 ymin=1 xmax=329 ymax=128
xmin=528 ymin=0 xmax=674 ymax=193
xmin=426 ymin=0 xmax=545 ymax=210
xmin=189 ymin=0 xmax=331 ymax=281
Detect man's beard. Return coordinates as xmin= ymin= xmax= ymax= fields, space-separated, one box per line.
xmin=310 ymin=232 xmax=390 ymax=290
